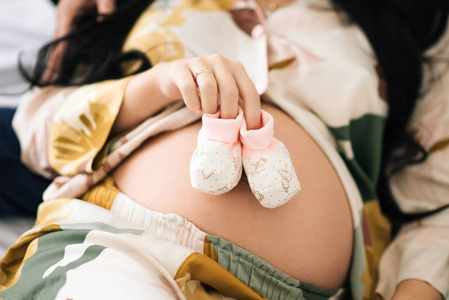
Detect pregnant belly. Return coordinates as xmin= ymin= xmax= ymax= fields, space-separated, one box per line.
xmin=112 ymin=104 xmax=353 ymax=289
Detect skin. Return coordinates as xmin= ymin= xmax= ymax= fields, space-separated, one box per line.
xmin=46 ymin=0 xmax=443 ymax=298
xmin=113 ymin=101 xmax=354 ymax=289
xmin=392 ymin=279 xmax=443 ymax=300
xmin=114 ymin=57 xmax=261 ymax=132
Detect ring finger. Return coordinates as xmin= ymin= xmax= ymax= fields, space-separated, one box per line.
xmin=192 ymin=67 xmax=218 ymax=114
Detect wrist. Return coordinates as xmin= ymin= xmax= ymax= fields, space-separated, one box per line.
xmin=127 ymin=64 xmax=175 ymax=110
xmin=133 ymin=64 xmax=174 ymax=108
xmin=112 ymin=65 xmax=175 ymax=134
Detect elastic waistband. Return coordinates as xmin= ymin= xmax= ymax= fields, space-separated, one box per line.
xmin=111 ymin=193 xmax=207 ymax=253
xmin=109 ymin=193 xmax=339 ymax=300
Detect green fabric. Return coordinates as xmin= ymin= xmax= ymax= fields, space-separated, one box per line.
xmin=343 ymin=157 xmax=378 ymax=202
xmin=207 ymin=235 xmax=339 ymax=300
xmin=60 ymin=222 xmax=144 ymax=235
xmin=349 ymin=219 xmax=368 ymax=300
xmin=0 ymin=223 xmax=144 ymax=300
xmin=328 ymin=114 xmax=386 ymax=202
xmin=0 ymin=230 xmax=104 ymax=300
xmin=348 ymin=114 xmax=385 ymax=183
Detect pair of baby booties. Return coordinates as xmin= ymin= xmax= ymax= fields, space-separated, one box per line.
xmin=190 ymin=107 xmax=301 ymax=208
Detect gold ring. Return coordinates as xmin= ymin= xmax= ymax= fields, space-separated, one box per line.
xmin=194 ymin=68 xmax=213 ymax=79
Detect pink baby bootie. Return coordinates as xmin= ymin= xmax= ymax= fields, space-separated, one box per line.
xmin=190 ymin=108 xmax=243 ymax=195
xmin=240 ymin=110 xmax=301 ymax=208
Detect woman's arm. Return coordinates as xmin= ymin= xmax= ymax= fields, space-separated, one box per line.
xmin=375 ymin=211 xmax=449 ymax=300
xmin=43 ymin=54 xmax=261 ymax=176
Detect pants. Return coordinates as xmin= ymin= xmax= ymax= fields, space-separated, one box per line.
xmin=0 ymin=181 xmax=338 ymax=299
xmin=0 ymin=108 xmax=51 ymax=216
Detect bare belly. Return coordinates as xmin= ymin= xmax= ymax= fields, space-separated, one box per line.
xmin=112 ymin=104 xmax=353 ymax=289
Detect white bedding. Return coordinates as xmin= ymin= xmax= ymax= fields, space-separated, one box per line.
xmin=0 ymin=218 xmax=35 ymax=256
xmin=0 ymin=0 xmax=55 ymax=257
xmin=0 ymin=0 xmax=55 ymax=105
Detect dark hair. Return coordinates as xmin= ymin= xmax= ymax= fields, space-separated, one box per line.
xmin=22 ymin=0 xmax=449 ymax=227
xmin=20 ymin=0 xmax=154 ymax=86
xmin=331 ymin=0 xmax=449 ymax=228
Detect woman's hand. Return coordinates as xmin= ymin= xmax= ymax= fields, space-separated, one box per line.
xmin=43 ymin=0 xmax=116 ymax=83
xmin=114 ymin=55 xmax=261 ymax=134
xmin=157 ymin=55 xmax=261 ymax=130
xmin=391 ymin=279 xmax=443 ymax=300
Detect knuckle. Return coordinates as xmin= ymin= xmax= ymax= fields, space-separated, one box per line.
xmin=232 ymin=60 xmax=245 ymax=71
xmin=184 ymin=100 xmax=200 ymax=111
xmin=192 ymin=57 xmax=206 ymax=66
xmin=169 ymin=60 xmax=184 ymax=72
xmin=207 ymin=54 xmax=224 ymax=61
xmin=221 ymin=88 xmax=239 ymax=102
xmin=198 ymin=78 xmax=216 ymax=91
xmin=201 ymin=96 xmax=218 ymax=109
xmin=177 ymin=79 xmax=193 ymax=93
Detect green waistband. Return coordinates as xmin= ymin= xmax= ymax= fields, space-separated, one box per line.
xmin=207 ymin=235 xmax=339 ymax=300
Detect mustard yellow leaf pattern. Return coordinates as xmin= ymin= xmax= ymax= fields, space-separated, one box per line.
xmin=0 ymin=224 xmax=62 ymax=292
xmin=49 ymin=78 xmax=131 ymax=176
xmin=122 ymin=0 xmax=234 ymax=69
xmin=175 ymin=253 xmax=264 ymax=300
xmin=123 ymin=5 xmax=185 ymax=67
xmin=269 ymin=57 xmax=296 ymax=71
xmin=361 ymin=200 xmax=391 ymax=300
xmin=429 ymin=138 xmax=449 ymax=154
xmin=175 ymin=273 xmax=232 ymax=300
xmin=35 ymin=198 xmax=74 ymax=228
xmin=182 ymin=0 xmax=234 ymax=11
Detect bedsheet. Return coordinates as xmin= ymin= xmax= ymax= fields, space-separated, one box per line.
xmin=0 ymin=0 xmax=55 ymax=256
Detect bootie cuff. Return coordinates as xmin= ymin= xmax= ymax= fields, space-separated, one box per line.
xmin=202 ymin=107 xmax=243 ymax=143
xmin=240 ymin=110 xmax=274 ymax=150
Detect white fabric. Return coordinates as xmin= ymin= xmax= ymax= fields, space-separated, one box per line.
xmin=190 ymin=129 xmax=243 ymax=195
xmin=5 ymin=0 xmax=449 ymax=297
xmin=12 ymin=87 xmax=76 ymax=178
xmin=0 ymin=0 xmax=55 ymax=106
xmin=243 ymin=142 xmax=301 ymax=208
xmin=0 ymin=0 xmax=54 ymax=257
xmin=376 ymin=211 xmax=449 ymax=299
